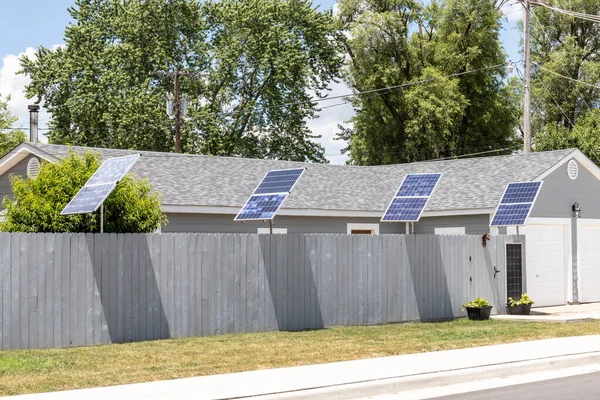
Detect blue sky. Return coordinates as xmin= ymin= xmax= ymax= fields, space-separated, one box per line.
xmin=0 ymin=0 xmax=522 ymax=163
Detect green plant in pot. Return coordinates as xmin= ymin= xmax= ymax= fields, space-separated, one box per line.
xmin=507 ymin=294 xmax=534 ymax=315
xmin=462 ymin=297 xmax=493 ymax=320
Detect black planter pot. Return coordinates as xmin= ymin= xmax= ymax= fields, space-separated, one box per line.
xmin=466 ymin=306 xmax=493 ymax=320
xmin=506 ymin=304 xmax=532 ymax=315
xmin=507 ymin=304 xmax=523 ymax=315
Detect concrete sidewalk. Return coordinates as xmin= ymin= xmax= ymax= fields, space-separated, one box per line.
xmin=493 ymin=302 xmax=600 ymax=322
xmin=10 ymin=336 xmax=600 ymax=400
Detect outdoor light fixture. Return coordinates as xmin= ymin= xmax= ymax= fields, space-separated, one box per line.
xmin=506 ymin=63 xmax=515 ymax=74
xmin=572 ymin=202 xmax=582 ymax=218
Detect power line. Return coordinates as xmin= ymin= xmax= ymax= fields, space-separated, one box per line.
xmin=533 ymin=1 xmax=600 ymax=23
xmin=532 ymin=62 xmax=600 ymax=89
xmin=529 ymin=8 xmax=593 ymax=112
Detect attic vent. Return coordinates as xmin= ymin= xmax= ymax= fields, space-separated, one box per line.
xmin=27 ymin=157 xmax=40 ymax=178
xmin=567 ymin=160 xmax=578 ymax=180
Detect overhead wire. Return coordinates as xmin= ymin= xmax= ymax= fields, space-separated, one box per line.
xmin=528 ymin=6 xmax=593 ymax=112
xmin=533 ymin=1 xmax=600 ymax=23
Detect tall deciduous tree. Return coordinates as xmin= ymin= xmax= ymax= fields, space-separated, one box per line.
xmin=528 ymin=0 xmax=600 ymax=162
xmin=20 ymin=0 xmax=342 ymax=162
xmin=335 ymin=0 xmax=520 ymax=165
xmin=1 ymin=151 xmax=167 ymax=233
xmin=0 ymin=95 xmax=26 ymax=158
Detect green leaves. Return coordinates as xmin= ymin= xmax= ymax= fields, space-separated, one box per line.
xmin=335 ymin=0 xmax=519 ymax=165
xmin=20 ymin=0 xmax=342 ymax=163
xmin=0 ymin=150 xmax=167 ymax=233
xmin=0 ymin=95 xmax=26 ymax=158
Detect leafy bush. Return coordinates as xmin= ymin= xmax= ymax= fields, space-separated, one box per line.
xmin=462 ymin=297 xmax=492 ymax=309
xmin=1 ymin=150 xmax=167 ymax=233
xmin=508 ymin=294 xmax=535 ymax=307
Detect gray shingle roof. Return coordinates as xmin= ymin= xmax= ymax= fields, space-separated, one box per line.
xmin=27 ymin=143 xmax=576 ymax=213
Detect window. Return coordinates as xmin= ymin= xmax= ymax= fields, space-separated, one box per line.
xmin=257 ymin=227 xmax=288 ymax=234
xmin=434 ymin=227 xmax=465 ymax=235
xmin=347 ymin=223 xmax=380 ymax=235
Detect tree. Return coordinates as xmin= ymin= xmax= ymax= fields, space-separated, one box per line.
xmin=1 ymin=151 xmax=167 ymax=233
xmin=335 ymin=0 xmax=520 ymax=165
xmin=0 ymin=95 xmax=26 ymax=158
xmin=19 ymin=0 xmax=342 ymax=162
xmin=535 ymin=109 xmax=600 ymax=164
xmin=529 ymin=0 xmax=600 ymax=135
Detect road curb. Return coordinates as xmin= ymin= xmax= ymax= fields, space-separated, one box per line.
xmin=254 ymin=352 xmax=600 ymax=400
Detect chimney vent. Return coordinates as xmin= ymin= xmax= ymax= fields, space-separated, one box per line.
xmin=28 ymin=104 xmax=40 ymax=143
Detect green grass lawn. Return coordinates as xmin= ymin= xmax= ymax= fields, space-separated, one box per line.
xmin=2 ymin=319 xmax=600 ymax=396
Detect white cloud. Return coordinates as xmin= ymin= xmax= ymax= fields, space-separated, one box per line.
xmin=308 ymin=80 xmax=355 ymax=164
xmin=0 ymin=47 xmax=51 ymax=142
xmin=502 ymin=1 xmax=522 ymax=22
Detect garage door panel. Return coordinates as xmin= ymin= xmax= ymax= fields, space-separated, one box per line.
xmin=520 ymin=224 xmax=567 ymax=307
xmin=578 ymin=221 xmax=600 ymax=303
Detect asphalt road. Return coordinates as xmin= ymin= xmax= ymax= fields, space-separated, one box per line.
xmin=432 ymin=371 xmax=600 ymax=400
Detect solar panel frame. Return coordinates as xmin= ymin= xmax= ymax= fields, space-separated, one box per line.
xmin=489 ymin=181 xmax=543 ymax=227
xmin=490 ymin=203 xmax=534 ymax=226
xmin=252 ymin=168 xmax=306 ymax=195
xmin=381 ymin=173 xmax=442 ymax=222
xmin=500 ymin=181 xmax=542 ymax=205
xmin=60 ymin=182 xmax=117 ymax=215
xmin=234 ymin=193 xmax=288 ymax=221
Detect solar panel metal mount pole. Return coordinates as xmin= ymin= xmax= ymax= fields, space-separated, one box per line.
xmin=100 ymin=204 xmax=104 ymax=233
xmin=269 ymin=219 xmax=273 ymax=235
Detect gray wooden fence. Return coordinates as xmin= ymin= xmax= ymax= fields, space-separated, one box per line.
xmin=0 ymin=233 xmax=523 ymax=350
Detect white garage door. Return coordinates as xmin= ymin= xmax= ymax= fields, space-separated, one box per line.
xmin=578 ymin=220 xmax=600 ymax=303
xmin=510 ymin=222 xmax=568 ymax=307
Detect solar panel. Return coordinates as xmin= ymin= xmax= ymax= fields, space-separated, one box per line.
xmin=500 ymin=182 xmax=542 ymax=204
xmin=490 ymin=181 xmax=542 ymax=227
xmin=61 ymin=183 xmax=117 ymax=215
xmin=490 ymin=204 xmax=533 ymax=226
xmin=87 ymin=154 xmax=140 ymax=186
xmin=381 ymin=197 xmax=428 ymax=222
xmin=253 ymin=168 xmax=305 ymax=195
xmin=235 ymin=168 xmax=306 ymax=221
xmin=381 ymin=173 xmax=442 ymax=222
xmin=60 ymin=154 xmax=141 ymax=216
xmin=234 ymin=194 xmax=287 ymax=220
xmin=395 ymin=173 xmax=442 ymax=197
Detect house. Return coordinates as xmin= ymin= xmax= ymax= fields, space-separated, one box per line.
xmin=1 ymin=142 xmax=599 ymax=308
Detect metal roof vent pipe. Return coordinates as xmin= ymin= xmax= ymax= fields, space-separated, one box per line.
xmin=28 ymin=104 xmax=40 ymax=143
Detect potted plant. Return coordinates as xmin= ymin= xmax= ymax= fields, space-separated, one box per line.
xmin=506 ymin=294 xmax=534 ymax=315
xmin=462 ymin=297 xmax=493 ymax=320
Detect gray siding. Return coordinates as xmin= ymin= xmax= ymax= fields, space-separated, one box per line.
xmin=0 ymin=154 xmax=39 ymax=209
xmin=0 ymin=232 xmax=521 ymax=350
xmin=164 ymin=213 xmax=405 ymax=234
xmin=164 ymin=213 xmax=493 ymax=235
xmin=414 ymin=214 xmax=490 ymax=235
xmin=531 ymin=157 xmax=600 ymax=219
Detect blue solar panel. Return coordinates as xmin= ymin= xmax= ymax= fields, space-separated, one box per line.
xmin=235 ymin=194 xmax=287 ymax=220
xmin=395 ymin=174 xmax=442 ymax=197
xmin=61 ymin=183 xmax=117 ymax=215
xmin=381 ymin=197 xmax=428 ymax=222
xmin=490 ymin=181 xmax=542 ymax=226
xmin=253 ymin=168 xmax=305 ymax=195
xmin=490 ymin=203 xmax=533 ymax=226
xmin=500 ymin=182 xmax=542 ymax=204
xmin=87 ymin=154 xmax=140 ymax=186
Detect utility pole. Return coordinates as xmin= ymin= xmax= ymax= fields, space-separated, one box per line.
xmin=153 ymin=68 xmax=203 ymax=153
xmin=173 ymin=66 xmax=182 ymax=153
xmin=523 ymin=0 xmax=532 ymax=153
